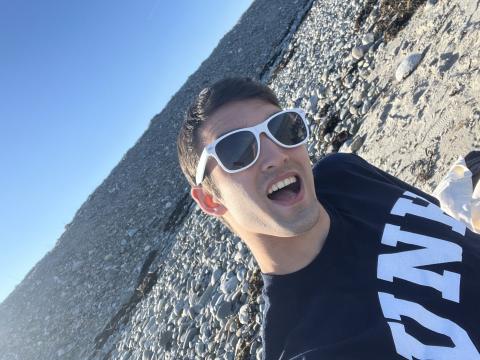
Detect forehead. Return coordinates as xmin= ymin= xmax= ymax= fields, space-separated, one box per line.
xmin=200 ymin=99 xmax=281 ymax=145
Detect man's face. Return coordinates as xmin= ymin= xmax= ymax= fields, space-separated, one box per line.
xmin=199 ymin=98 xmax=321 ymax=238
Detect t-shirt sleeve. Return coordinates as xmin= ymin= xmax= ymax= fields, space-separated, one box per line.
xmin=313 ymin=153 xmax=441 ymax=207
xmin=260 ymin=288 xmax=302 ymax=360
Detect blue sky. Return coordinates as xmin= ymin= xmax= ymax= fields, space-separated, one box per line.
xmin=0 ymin=0 xmax=254 ymax=304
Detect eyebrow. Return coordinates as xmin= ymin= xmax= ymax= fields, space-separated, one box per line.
xmin=215 ymin=109 xmax=281 ymax=139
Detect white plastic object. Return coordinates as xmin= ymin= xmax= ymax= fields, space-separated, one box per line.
xmin=433 ymin=157 xmax=480 ymax=234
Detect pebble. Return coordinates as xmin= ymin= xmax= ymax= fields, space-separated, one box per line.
xmin=127 ymin=228 xmax=138 ymax=237
xmin=182 ymin=327 xmax=198 ymax=349
xmin=195 ymin=341 xmax=205 ymax=356
xmin=317 ymin=84 xmax=327 ymax=97
xmin=215 ymin=301 xmax=234 ymax=321
xmin=159 ymin=330 xmax=172 ymax=348
xmin=361 ymin=33 xmax=375 ymax=45
xmin=220 ymin=275 xmax=238 ymax=295
xmin=238 ymin=304 xmax=250 ymax=325
xmin=351 ymin=45 xmax=365 ymax=60
xmin=142 ymin=350 xmax=153 ymax=360
xmin=350 ymin=134 xmax=367 ymax=152
xmin=210 ymin=268 xmax=223 ymax=286
xmin=361 ymin=100 xmax=371 ymax=115
xmin=395 ymin=52 xmax=424 ymax=81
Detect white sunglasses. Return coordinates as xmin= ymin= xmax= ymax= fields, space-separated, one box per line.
xmin=195 ymin=108 xmax=309 ymax=185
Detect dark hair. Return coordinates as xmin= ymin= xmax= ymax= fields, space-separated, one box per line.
xmin=177 ymin=77 xmax=280 ymax=232
xmin=177 ymin=77 xmax=280 ymax=199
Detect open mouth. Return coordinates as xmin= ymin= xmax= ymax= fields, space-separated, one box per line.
xmin=267 ymin=175 xmax=302 ymax=203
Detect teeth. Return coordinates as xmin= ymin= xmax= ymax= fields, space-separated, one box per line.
xmin=268 ymin=176 xmax=297 ymax=195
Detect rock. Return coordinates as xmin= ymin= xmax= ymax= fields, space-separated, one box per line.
xmin=247 ymin=256 xmax=257 ymax=270
xmin=238 ymin=304 xmax=250 ymax=325
xmin=361 ymin=33 xmax=375 ymax=45
xmin=340 ymin=107 xmax=349 ymax=120
xmin=210 ymin=267 xmax=223 ymax=286
xmin=308 ymin=95 xmax=319 ymax=112
xmin=142 ymin=350 xmax=153 ymax=360
xmin=352 ymin=45 xmax=365 ymax=60
xmin=343 ymin=74 xmax=356 ymax=88
xmin=350 ymin=134 xmax=367 ymax=152
xmin=195 ymin=341 xmax=205 ymax=356
xmin=215 ymin=301 xmax=234 ymax=321
xmin=127 ymin=228 xmax=138 ymax=237
xmin=361 ymin=100 xmax=371 ymax=115
xmin=256 ymin=346 xmax=264 ymax=360
xmin=199 ymin=322 xmax=210 ymax=337
xmin=235 ymin=268 xmax=246 ymax=282
xmin=220 ymin=275 xmax=238 ymax=295
xmin=187 ymin=304 xmax=202 ymax=319
xmin=71 ymin=260 xmax=83 ymax=271
xmin=120 ymin=351 xmax=132 ymax=360
xmin=318 ymin=86 xmax=327 ymax=99
xmin=395 ymin=53 xmax=424 ymax=81
xmin=159 ymin=330 xmax=172 ymax=348
xmin=294 ymin=96 xmax=303 ymax=107
xmin=197 ymin=285 xmax=215 ymax=307
xmin=182 ymin=327 xmax=199 ymax=349
xmin=338 ymin=139 xmax=353 ymax=153
xmin=173 ymin=300 xmax=184 ymax=316
xmin=233 ymin=251 xmax=243 ymax=263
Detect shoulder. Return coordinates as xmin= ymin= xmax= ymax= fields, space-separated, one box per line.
xmin=313 ymin=151 xmax=367 ymax=167
xmin=312 ymin=152 xmax=369 ymax=178
xmin=312 ymin=152 xmax=440 ymax=206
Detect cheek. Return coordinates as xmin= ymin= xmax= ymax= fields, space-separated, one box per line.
xmin=294 ymin=145 xmax=310 ymax=159
xmin=221 ymin=179 xmax=262 ymax=207
xmin=225 ymin=184 xmax=254 ymax=203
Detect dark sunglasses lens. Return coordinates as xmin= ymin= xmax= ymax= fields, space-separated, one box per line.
xmin=267 ymin=112 xmax=308 ymax=145
xmin=216 ymin=131 xmax=257 ymax=171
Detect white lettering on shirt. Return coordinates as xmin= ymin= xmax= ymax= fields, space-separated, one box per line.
xmin=378 ymin=224 xmax=462 ymax=302
xmin=390 ymin=191 xmax=466 ymax=236
xmin=378 ymin=292 xmax=479 ymax=360
xmin=377 ymin=191 xmax=479 ymax=359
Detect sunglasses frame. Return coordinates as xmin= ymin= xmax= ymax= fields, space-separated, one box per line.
xmin=195 ymin=108 xmax=309 ymax=185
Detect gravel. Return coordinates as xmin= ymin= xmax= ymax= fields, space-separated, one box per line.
xmin=1 ymin=0 xmax=478 ymax=359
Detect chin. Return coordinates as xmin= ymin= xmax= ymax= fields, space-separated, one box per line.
xmin=276 ymin=210 xmax=321 ymax=237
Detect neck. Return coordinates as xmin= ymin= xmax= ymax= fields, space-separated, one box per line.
xmin=239 ymin=201 xmax=331 ymax=275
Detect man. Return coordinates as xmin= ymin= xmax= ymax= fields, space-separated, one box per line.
xmin=177 ymin=77 xmax=480 ymax=359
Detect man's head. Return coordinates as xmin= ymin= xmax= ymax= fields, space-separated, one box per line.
xmin=177 ymin=77 xmax=321 ymax=239
xmin=177 ymin=77 xmax=280 ymax=196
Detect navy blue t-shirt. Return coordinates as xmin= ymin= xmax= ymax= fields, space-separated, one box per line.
xmin=261 ymin=153 xmax=480 ymax=360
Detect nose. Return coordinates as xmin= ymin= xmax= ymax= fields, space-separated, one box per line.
xmin=258 ymin=133 xmax=289 ymax=172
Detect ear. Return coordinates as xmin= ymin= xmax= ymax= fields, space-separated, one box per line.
xmin=190 ymin=186 xmax=227 ymax=217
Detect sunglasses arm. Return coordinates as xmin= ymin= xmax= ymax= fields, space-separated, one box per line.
xmin=195 ymin=148 xmax=209 ymax=186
